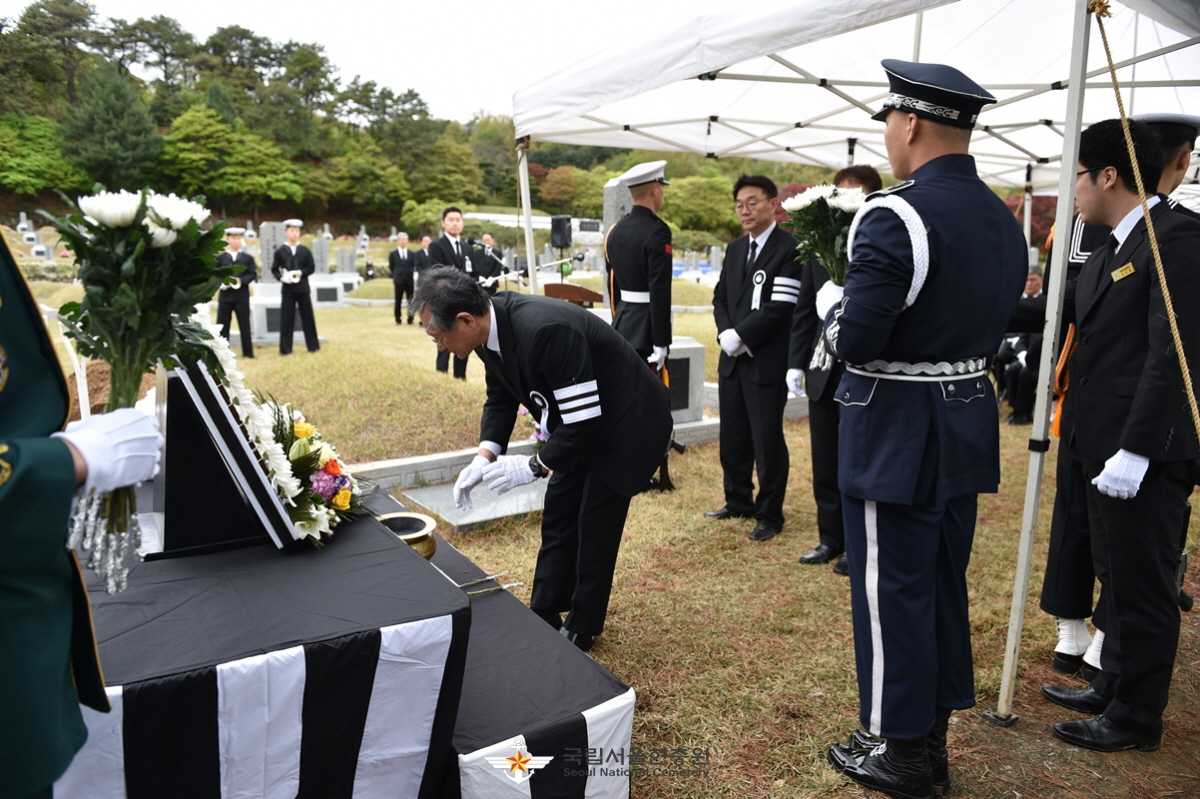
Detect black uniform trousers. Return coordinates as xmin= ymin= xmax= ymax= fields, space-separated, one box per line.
xmin=216 ymin=299 xmax=254 ymax=358
xmin=717 ymin=372 xmax=788 ymax=527
xmin=808 ymin=388 xmax=843 ymax=551
xmin=844 ymin=494 xmax=978 ymax=740
xmin=1039 ymin=436 xmax=1103 ymax=624
xmin=1084 ymin=456 xmax=1192 ymax=734
xmin=436 ymin=349 xmax=468 ymax=379
xmin=279 ymin=291 xmax=319 ymax=354
xmin=394 ymin=277 xmax=414 ymax=324
xmin=529 ymin=466 xmax=632 ymax=636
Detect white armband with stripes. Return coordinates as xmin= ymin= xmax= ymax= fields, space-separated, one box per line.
xmin=553 ymin=379 xmax=601 ymax=424
xmin=847 ymin=196 xmax=930 ymax=309
xmin=770 ymin=275 xmax=801 ymax=305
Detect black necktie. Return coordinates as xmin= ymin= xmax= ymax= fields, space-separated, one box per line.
xmin=748 ymin=240 xmax=758 ymax=266
xmin=455 ymin=241 xmax=462 ymax=262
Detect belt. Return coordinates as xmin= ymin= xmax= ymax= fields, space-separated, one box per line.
xmin=846 ymin=357 xmax=988 ymax=382
xmin=621 ymin=290 xmax=650 ymax=303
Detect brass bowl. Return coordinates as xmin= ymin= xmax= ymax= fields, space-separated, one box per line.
xmin=376 ymin=512 xmax=438 ymax=559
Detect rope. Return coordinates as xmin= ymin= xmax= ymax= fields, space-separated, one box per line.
xmin=1088 ymin=0 xmax=1200 ymax=443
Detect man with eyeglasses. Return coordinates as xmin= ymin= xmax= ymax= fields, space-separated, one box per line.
xmin=705 ymin=175 xmax=803 ymax=542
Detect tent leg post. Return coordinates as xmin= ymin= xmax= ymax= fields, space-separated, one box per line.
xmin=981 ymin=710 xmax=1019 ymax=728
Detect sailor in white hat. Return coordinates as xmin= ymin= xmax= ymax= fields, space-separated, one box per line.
xmin=270 ymin=219 xmax=320 ymax=354
xmin=216 ymin=226 xmax=258 ymax=357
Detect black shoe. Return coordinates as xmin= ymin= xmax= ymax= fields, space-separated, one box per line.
xmin=1080 ymin=661 xmax=1101 ymax=682
xmin=827 ymin=737 xmax=934 ymax=799
xmin=749 ymin=522 xmax=781 ymax=541
xmin=833 ymin=555 xmax=849 ymax=576
xmin=1007 ymin=412 xmax=1033 ymax=425
xmin=704 ymin=507 xmax=753 ymax=520
xmin=1052 ymin=652 xmax=1084 ymax=675
xmin=850 ymin=722 xmax=950 ymax=796
xmin=407 ymin=318 xmax=414 ymax=325
xmin=1052 ymin=715 xmax=1161 ymax=752
xmin=560 ymin=627 xmax=596 ymax=652
xmin=1040 ymin=684 xmax=1110 ymax=714
xmin=800 ymin=543 xmax=843 ymax=564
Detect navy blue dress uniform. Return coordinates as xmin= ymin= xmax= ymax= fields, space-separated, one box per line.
xmin=270 ymin=220 xmax=320 ymax=354
xmin=605 ymin=163 xmax=673 ymax=358
xmin=790 ymin=255 xmax=847 ymax=559
xmin=476 ymin=293 xmax=672 ymax=637
xmin=215 ymin=229 xmax=257 ymax=358
xmin=712 ymin=223 xmax=802 ymax=533
xmin=821 ymin=61 xmax=1027 ymax=755
xmin=1 ymin=239 xmax=110 ymax=797
xmin=1055 ymin=198 xmax=1200 ymax=743
xmin=429 ymin=234 xmax=474 ymax=378
xmin=389 ymin=244 xmax=415 ymax=324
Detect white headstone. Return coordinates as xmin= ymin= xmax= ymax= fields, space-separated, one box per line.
xmin=258 ymin=222 xmax=286 ymax=283
xmin=312 ymin=237 xmax=330 ymax=274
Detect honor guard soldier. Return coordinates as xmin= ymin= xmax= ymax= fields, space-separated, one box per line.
xmin=821 ymin=60 xmax=1027 ymax=799
xmin=215 ymin=227 xmax=257 ymax=358
xmin=1040 ymin=119 xmax=1200 ymax=754
xmin=1 ymin=237 xmax=162 ymax=797
xmin=271 ymin=218 xmax=320 ymax=355
xmin=605 ymin=160 xmax=673 ymax=370
xmin=413 ymin=267 xmax=672 ymax=652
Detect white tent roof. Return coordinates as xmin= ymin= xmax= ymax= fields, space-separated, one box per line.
xmin=513 ymin=0 xmax=1200 ymax=190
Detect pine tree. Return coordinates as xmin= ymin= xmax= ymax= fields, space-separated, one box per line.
xmin=206 ymin=80 xmax=238 ymax=128
xmin=62 ymin=60 xmax=162 ymax=191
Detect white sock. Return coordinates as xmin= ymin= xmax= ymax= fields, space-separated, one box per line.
xmin=1083 ymin=628 xmax=1104 ymax=670
xmin=1054 ymin=617 xmax=1092 ymax=657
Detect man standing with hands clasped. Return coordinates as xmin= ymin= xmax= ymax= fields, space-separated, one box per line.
xmin=215 ymin=226 xmax=257 ymax=358
xmin=820 ymin=60 xmax=1026 ymax=799
xmin=389 ymin=232 xmax=415 ymax=325
xmin=428 ymin=207 xmax=474 ymax=379
xmin=706 ymin=175 xmax=802 ymax=542
xmin=271 ymin=218 xmax=320 ymax=355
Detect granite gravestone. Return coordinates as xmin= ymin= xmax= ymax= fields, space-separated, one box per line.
xmin=312 ymin=237 xmax=330 ymax=274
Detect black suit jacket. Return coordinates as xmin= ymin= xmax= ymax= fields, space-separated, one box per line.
xmin=789 ymin=255 xmax=844 ymax=400
xmin=216 ymin=250 xmax=257 ymax=303
xmin=388 ymin=248 xmax=415 ymax=287
xmin=413 ymin=249 xmax=432 ymax=274
xmin=429 ymin=236 xmax=468 ymax=272
xmin=713 ymin=224 xmax=803 ymax=385
xmin=271 ymin=244 xmax=315 ymax=294
xmin=1062 ymin=200 xmax=1200 ymax=463
xmin=476 ymin=293 xmax=673 ymax=497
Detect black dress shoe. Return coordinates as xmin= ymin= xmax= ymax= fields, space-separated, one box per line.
xmin=827 ymin=738 xmax=934 ymax=799
xmin=560 ymin=628 xmax=596 ymax=652
xmin=1052 ymin=651 xmax=1084 ymax=675
xmin=1081 ymin=661 xmax=1100 ymax=682
xmin=1052 ymin=715 xmax=1161 ymax=752
xmin=704 ymin=507 xmax=753 ymax=520
xmin=800 ymin=543 xmax=842 ymax=564
xmin=849 ymin=727 xmax=950 ymax=796
xmin=833 ymin=555 xmax=849 ymax=576
xmin=749 ymin=522 xmax=780 ymax=541
xmin=1040 ymin=684 xmax=1110 ymax=714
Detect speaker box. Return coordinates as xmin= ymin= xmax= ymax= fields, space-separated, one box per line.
xmin=550 ymin=215 xmax=572 ymax=249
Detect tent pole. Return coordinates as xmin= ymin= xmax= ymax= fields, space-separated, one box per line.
xmin=986 ymin=0 xmax=1092 ymax=727
xmin=516 ymin=140 xmax=539 ymax=296
xmin=1023 ymin=163 xmax=1034 ymax=262
xmin=912 ymin=11 xmax=923 ymax=61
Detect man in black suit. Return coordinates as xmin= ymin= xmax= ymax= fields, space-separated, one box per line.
xmin=270 ymin=218 xmax=319 ymax=355
xmin=998 ymin=268 xmax=1044 ymax=425
xmin=389 ymin=232 xmax=415 ymax=324
xmin=215 ymin=226 xmax=257 ymax=358
xmin=605 ymin=160 xmax=673 ymax=370
xmin=414 ymin=234 xmax=433 ymax=279
xmin=1041 ymin=118 xmax=1200 ymax=754
xmin=477 ymin=232 xmax=505 ymax=296
xmin=790 ymin=165 xmax=882 ymax=574
xmin=705 ymin=175 xmax=802 ymax=542
xmin=427 ymin=207 xmax=474 ymax=379
xmin=413 ymin=267 xmax=673 ymax=651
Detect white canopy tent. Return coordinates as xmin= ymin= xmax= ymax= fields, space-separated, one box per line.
xmin=511 ymin=0 xmax=1200 ymax=722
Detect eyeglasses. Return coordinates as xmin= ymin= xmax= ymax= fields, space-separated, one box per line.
xmin=735 ymin=198 xmax=765 ymax=212
xmin=424 ymin=324 xmax=447 ymax=346
xmin=1076 ymin=167 xmax=1102 ymax=177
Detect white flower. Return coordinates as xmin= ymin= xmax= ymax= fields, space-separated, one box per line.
xmin=145 ymin=222 xmax=177 ymax=248
xmin=828 ymin=187 xmax=866 ymax=213
xmin=295 ymin=508 xmax=332 ymax=540
xmin=147 ymin=192 xmax=211 ymax=231
xmin=78 ymin=190 xmax=143 ymax=228
xmin=781 ymin=184 xmax=837 ymax=212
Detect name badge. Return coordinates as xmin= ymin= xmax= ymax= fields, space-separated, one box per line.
xmin=1111 ymin=263 xmax=1135 ymax=282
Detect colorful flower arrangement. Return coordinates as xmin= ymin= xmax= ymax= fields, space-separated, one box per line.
xmin=780 ymin=184 xmax=867 ymax=286
xmin=517 ymin=407 xmax=547 ymax=451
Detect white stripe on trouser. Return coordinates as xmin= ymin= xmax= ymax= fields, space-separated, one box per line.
xmin=54 ymin=686 xmax=126 ymax=798
xmin=864 ymin=500 xmax=885 ymax=736
xmin=217 ymin=646 xmax=306 ymax=799
xmin=354 ymin=615 xmax=454 ymax=797
xmin=582 ymin=688 xmax=636 ymax=799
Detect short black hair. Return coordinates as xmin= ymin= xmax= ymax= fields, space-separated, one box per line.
xmin=733 ymin=175 xmax=778 ymax=200
xmin=442 ymin=206 xmax=463 ymax=220
xmin=1078 ymin=119 xmax=1163 ymax=195
xmin=1143 ymin=121 xmax=1197 ymax=165
xmin=412 ymin=266 xmax=489 ymax=331
xmin=834 ymin=165 xmax=884 ymax=193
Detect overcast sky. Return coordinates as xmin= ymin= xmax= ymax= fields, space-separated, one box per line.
xmin=6 ymin=0 xmax=736 ymax=122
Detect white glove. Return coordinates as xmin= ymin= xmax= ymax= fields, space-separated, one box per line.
xmin=453 ymin=454 xmax=490 ymax=509
xmin=219 ymin=281 xmax=232 ymax=291
xmin=1017 ymin=350 xmax=1027 ymax=367
xmin=279 ymin=270 xmax=295 ymax=284
xmin=52 ymin=407 xmax=162 ymax=494
xmin=815 ymin=281 xmax=845 ymax=318
xmin=786 ymin=368 xmax=806 ymax=397
xmin=647 ymin=345 xmax=668 ymax=370
xmin=718 ymin=329 xmax=744 ymax=357
xmin=1091 ymin=449 xmax=1150 ymax=499
xmin=289 ymin=270 xmax=302 ymax=284
xmin=482 ymin=454 xmax=538 ymax=495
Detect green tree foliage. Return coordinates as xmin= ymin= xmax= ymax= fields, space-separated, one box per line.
xmin=0 ymin=112 xmax=88 ymax=194
xmin=328 ymin=134 xmax=409 ymax=216
xmin=298 ymin=167 xmax=337 ymax=216
xmin=661 ymin=175 xmax=738 ymax=235
xmin=17 ymin=0 xmax=95 ymax=105
xmin=62 ymin=60 xmax=161 ymax=190
xmin=537 ymin=165 xmax=615 ymax=218
xmin=468 ymin=114 xmax=518 ymax=205
xmin=409 ymin=137 xmax=484 ymax=203
xmin=529 ymin=142 xmax=622 ymax=171
xmin=205 ymin=79 xmax=238 ymax=127
xmin=220 ymin=132 xmax=303 ymax=207
xmin=400 ymin=197 xmax=473 ymax=238
xmin=0 ymin=16 xmax=70 ymax=117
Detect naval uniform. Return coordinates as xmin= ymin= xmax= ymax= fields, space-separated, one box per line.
xmin=428 ymin=235 xmax=473 ymax=378
xmin=1 ymin=239 xmax=110 ymax=797
xmin=712 ymin=223 xmax=802 ymax=529
xmin=215 ymin=249 xmax=257 ymax=357
xmin=1059 ymin=198 xmax=1200 ymax=737
xmin=823 ymin=153 xmax=1026 ymax=739
xmin=270 ymin=243 xmax=320 ymax=354
xmin=790 ymin=254 xmax=847 ymax=554
xmin=476 ymin=293 xmax=672 ymax=635
xmin=605 ymin=205 xmax=673 ymax=358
